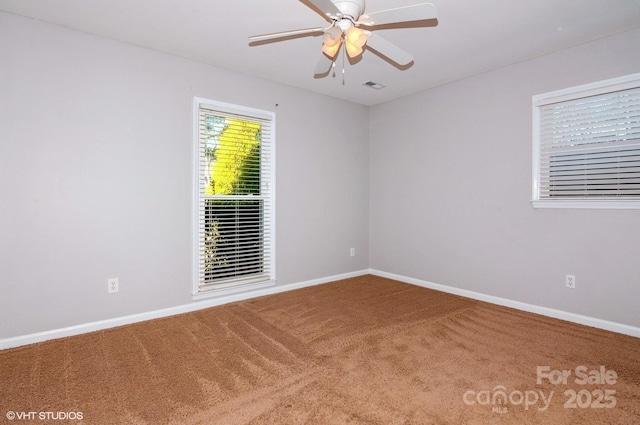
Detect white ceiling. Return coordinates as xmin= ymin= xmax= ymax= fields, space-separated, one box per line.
xmin=2 ymin=0 xmax=640 ymax=106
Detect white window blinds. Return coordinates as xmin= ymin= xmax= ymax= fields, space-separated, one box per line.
xmin=194 ymin=99 xmax=275 ymax=293
xmin=533 ymin=73 xmax=640 ymax=208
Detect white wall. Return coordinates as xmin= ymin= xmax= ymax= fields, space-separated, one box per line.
xmin=370 ymin=28 xmax=640 ymax=328
xmin=0 ymin=12 xmax=370 ymax=339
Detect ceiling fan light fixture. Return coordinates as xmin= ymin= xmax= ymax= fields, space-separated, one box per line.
xmin=345 ymin=41 xmax=363 ymax=58
xmin=346 ymin=26 xmax=366 ymax=45
xmin=322 ymin=41 xmax=341 ymax=58
xmin=345 ymin=26 xmax=367 ymax=58
xmin=322 ymin=26 xmax=342 ymax=58
xmin=323 ymin=26 xmax=342 ymax=46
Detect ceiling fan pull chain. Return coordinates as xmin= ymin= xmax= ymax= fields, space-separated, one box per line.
xmin=342 ymin=43 xmax=346 ymax=86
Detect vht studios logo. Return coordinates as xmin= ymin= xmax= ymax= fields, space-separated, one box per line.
xmin=5 ymin=411 xmax=83 ymax=421
xmin=463 ymin=365 xmax=618 ymax=414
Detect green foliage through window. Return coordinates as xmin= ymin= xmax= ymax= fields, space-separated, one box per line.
xmin=203 ymin=116 xmax=261 ymax=196
xmin=200 ymin=112 xmax=266 ymax=285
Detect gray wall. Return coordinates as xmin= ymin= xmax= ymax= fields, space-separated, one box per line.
xmin=2 ymin=10 xmax=639 ymax=341
xmin=0 ymin=12 xmax=370 ymax=339
xmin=370 ymin=27 xmax=640 ymax=328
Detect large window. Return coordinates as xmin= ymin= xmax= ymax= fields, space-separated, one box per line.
xmin=193 ymin=98 xmax=275 ymax=296
xmin=532 ymin=73 xmax=640 ymax=209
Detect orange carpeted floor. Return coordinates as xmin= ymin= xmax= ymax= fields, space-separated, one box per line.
xmin=2 ymin=275 xmax=639 ymax=424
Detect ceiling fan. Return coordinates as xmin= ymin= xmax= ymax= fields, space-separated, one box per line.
xmin=248 ymin=0 xmax=438 ymax=76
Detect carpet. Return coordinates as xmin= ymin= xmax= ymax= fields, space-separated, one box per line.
xmin=1 ymin=275 xmax=639 ymax=424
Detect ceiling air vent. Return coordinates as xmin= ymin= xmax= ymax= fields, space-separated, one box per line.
xmin=362 ymin=81 xmax=385 ymax=90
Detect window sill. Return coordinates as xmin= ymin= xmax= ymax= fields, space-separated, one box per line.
xmin=531 ymin=200 xmax=640 ymax=210
xmin=192 ymin=279 xmax=276 ymax=301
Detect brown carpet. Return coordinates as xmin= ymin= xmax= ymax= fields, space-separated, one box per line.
xmin=1 ymin=275 xmax=639 ymax=424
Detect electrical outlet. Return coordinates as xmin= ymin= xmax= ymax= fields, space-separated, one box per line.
xmin=350 ymin=248 xmax=355 ymax=257
xmin=108 ymin=277 xmax=119 ymax=293
xmin=566 ymin=275 xmax=576 ymax=289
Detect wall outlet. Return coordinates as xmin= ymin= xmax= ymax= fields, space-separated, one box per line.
xmin=108 ymin=277 xmax=119 ymax=293
xmin=350 ymin=248 xmax=355 ymax=257
xmin=566 ymin=275 xmax=576 ymax=289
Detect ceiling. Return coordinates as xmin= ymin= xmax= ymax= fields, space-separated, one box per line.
xmin=2 ymin=0 xmax=640 ymax=106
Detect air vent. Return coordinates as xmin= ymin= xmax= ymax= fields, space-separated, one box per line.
xmin=362 ymin=81 xmax=385 ymax=90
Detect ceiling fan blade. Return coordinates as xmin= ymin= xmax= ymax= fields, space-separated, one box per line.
xmin=249 ymin=27 xmax=325 ymax=44
xmin=359 ymin=3 xmax=437 ymax=26
xmin=314 ymin=52 xmax=335 ymax=76
xmin=365 ymin=33 xmax=414 ymax=66
xmin=304 ymin=0 xmax=342 ymax=19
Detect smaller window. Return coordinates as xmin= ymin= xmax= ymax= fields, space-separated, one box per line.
xmin=532 ymin=73 xmax=640 ymax=209
xmin=193 ymin=98 xmax=275 ymax=298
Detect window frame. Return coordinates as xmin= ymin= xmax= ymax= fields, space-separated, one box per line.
xmin=192 ymin=97 xmax=276 ymax=299
xmin=532 ymin=72 xmax=640 ymax=209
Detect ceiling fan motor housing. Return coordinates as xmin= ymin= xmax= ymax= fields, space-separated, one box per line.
xmin=332 ymin=0 xmax=365 ymax=20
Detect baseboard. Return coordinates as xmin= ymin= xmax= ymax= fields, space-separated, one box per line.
xmin=5 ymin=268 xmax=636 ymax=350
xmin=370 ymin=269 xmax=640 ymax=338
xmin=0 ymin=269 xmax=370 ymax=350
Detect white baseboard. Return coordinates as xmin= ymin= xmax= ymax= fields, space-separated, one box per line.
xmin=3 ymin=268 xmax=636 ymax=350
xmin=370 ymin=269 xmax=640 ymax=338
xmin=0 ymin=270 xmax=370 ymax=350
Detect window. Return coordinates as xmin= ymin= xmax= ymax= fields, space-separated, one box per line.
xmin=532 ymin=73 xmax=640 ymax=209
xmin=193 ymin=98 xmax=275 ymax=297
